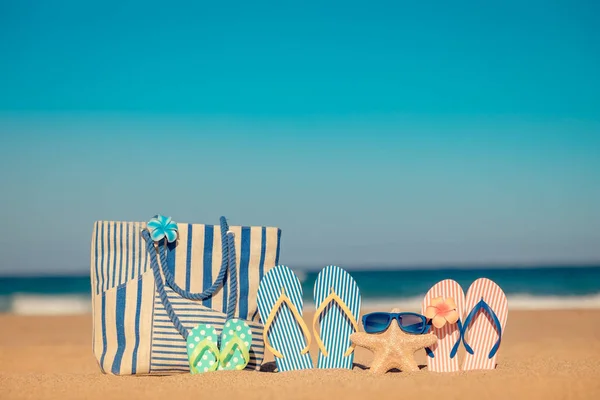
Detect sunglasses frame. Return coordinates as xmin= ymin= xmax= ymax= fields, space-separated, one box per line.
xmin=361 ymin=312 xmax=431 ymax=335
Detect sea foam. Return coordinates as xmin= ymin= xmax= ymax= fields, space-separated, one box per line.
xmin=304 ymin=293 xmax=600 ymax=312
xmin=3 ymin=294 xmax=92 ymax=315
xmin=2 ymin=293 xmax=600 ymax=315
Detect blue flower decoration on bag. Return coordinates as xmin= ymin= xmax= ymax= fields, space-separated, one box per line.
xmin=147 ymin=215 xmax=178 ymax=243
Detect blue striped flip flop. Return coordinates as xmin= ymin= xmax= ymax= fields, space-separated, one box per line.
xmin=313 ymin=265 xmax=361 ymax=369
xmin=257 ymin=265 xmax=313 ymax=372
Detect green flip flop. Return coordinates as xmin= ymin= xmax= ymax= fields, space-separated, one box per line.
xmin=218 ymin=319 xmax=253 ymax=371
xmin=187 ymin=323 xmax=220 ymax=374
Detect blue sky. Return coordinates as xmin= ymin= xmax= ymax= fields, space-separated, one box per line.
xmin=0 ymin=1 xmax=599 ymax=274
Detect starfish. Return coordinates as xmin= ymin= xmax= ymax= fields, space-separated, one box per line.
xmin=350 ymin=308 xmax=438 ymax=374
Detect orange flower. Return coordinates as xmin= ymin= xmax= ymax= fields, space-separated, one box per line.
xmin=425 ymin=297 xmax=459 ymax=329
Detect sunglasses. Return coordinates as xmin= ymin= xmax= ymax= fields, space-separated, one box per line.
xmin=362 ymin=312 xmax=431 ymax=335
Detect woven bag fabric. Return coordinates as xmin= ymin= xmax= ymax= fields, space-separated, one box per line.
xmin=90 ymin=216 xmax=281 ymax=375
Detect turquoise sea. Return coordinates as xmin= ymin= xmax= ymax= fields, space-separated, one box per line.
xmin=1 ymin=266 xmax=600 ymax=314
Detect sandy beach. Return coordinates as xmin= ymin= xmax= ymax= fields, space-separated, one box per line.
xmin=1 ymin=310 xmax=599 ymax=400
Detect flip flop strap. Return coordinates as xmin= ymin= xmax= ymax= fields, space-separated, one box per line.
xmin=312 ymin=287 xmax=359 ymax=357
xmin=449 ymin=319 xmax=464 ymax=358
xmin=462 ymin=298 xmax=503 ymax=359
xmin=220 ymin=334 xmax=250 ymax=368
xmin=189 ymin=338 xmax=220 ymax=373
xmin=425 ymin=319 xmax=463 ymax=359
xmin=262 ymin=287 xmax=312 ymax=359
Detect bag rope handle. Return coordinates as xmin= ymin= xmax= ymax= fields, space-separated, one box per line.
xmin=143 ymin=230 xmax=190 ymax=339
xmin=225 ymin=232 xmax=237 ymax=320
xmin=155 ymin=216 xmax=231 ymax=300
xmin=142 ymin=223 xmax=239 ymax=339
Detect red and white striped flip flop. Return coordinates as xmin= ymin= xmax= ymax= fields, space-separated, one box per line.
xmin=461 ymin=278 xmax=508 ymax=371
xmin=421 ymin=279 xmax=465 ymax=372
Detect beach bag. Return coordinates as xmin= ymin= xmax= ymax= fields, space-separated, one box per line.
xmin=90 ymin=216 xmax=282 ymax=375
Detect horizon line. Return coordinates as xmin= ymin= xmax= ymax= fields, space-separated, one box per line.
xmin=1 ymin=261 xmax=600 ymax=278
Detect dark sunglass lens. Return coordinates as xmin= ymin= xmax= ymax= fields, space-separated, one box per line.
xmin=364 ymin=313 xmax=391 ymax=333
xmin=398 ymin=314 xmax=426 ymax=334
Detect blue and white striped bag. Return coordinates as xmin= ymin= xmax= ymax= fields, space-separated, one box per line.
xmin=90 ymin=216 xmax=282 ymax=375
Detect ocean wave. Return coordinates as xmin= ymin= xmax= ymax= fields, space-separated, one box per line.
xmin=2 ymin=293 xmax=600 ymax=315
xmin=304 ymin=293 xmax=600 ymax=311
xmin=0 ymin=294 xmax=92 ymax=315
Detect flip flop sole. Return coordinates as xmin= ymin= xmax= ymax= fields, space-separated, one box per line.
xmin=219 ymin=319 xmax=253 ymax=370
xmin=257 ymin=265 xmax=313 ymax=372
xmin=187 ymin=323 xmax=219 ymax=373
xmin=421 ymin=279 xmax=466 ymax=372
xmin=462 ymin=278 xmax=508 ymax=371
xmin=314 ymin=265 xmax=361 ymax=369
